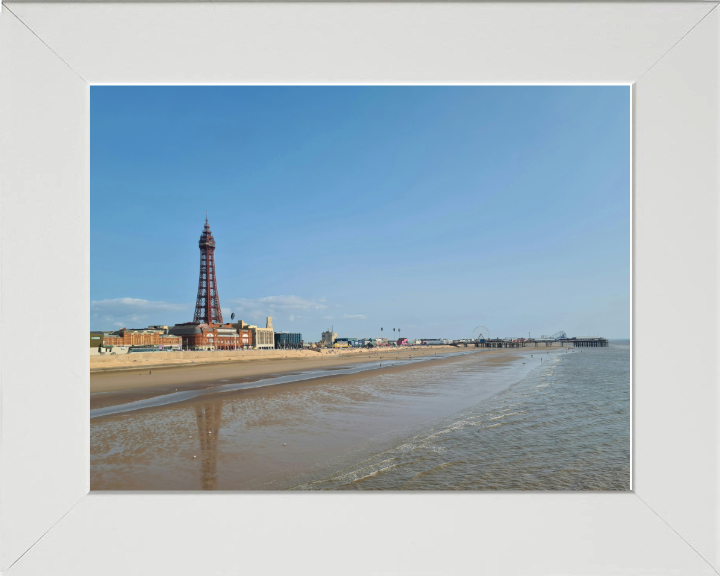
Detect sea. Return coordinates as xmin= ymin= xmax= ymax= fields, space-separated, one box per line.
xmin=90 ymin=341 xmax=630 ymax=491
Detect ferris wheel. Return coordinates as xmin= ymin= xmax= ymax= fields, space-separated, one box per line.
xmin=472 ymin=326 xmax=490 ymax=341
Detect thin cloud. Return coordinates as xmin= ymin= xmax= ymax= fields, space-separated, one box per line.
xmin=343 ymin=314 xmax=367 ymax=320
xmin=90 ymin=298 xmax=190 ymax=329
xmin=227 ymin=295 xmax=327 ymax=311
xmin=225 ymin=295 xmax=327 ymax=323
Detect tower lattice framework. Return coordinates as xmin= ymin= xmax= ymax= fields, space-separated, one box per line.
xmin=193 ymin=217 xmax=224 ymax=324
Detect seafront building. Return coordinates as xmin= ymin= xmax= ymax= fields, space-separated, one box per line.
xmin=246 ymin=317 xmax=274 ymax=350
xmin=167 ymin=323 xmax=246 ymax=351
xmin=274 ymin=332 xmax=303 ymax=349
xmin=321 ymin=330 xmax=337 ymax=346
xmin=90 ymin=332 xmax=104 ymax=349
xmin=101 ymin=328 xmax=182 ymax=350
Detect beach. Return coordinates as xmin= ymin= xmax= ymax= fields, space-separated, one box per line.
xmin=88 ymin=342 xmax=634 ymax=491
xmin=92 ymin=345 xmax=482 ymax=395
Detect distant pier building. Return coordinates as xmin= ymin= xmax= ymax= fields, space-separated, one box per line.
xmin=570 ymin=338 xmax=609 ymax=347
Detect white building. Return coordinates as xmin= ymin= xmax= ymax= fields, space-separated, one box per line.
xmin=250 ymin=317 xmax=274 ymax=350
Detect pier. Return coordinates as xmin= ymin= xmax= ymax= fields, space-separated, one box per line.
xmin=570 ymin=338 xmax=609 ymax=348
xmin=452 ymin=340 xmax=526 ymax=348
xmin=452 ymin=337 xmax=609 ymax=348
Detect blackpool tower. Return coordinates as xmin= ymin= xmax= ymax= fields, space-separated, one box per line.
xmin=193 ymin=216 xmax=224 ymax=324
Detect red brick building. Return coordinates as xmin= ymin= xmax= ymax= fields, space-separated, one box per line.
xmin=102 ymin=329 xmax=181 ymax=349
xmin=237 ymin=328 xmax=253 ymax=349
xmin=168 ymin=323 xmax=250 ymax=351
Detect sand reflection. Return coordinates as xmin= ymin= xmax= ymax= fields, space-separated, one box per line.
xmin=194 ymin=401 xmax=223 ymax=490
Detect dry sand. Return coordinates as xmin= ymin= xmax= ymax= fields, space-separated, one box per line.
xmin=90 ymin=345 xmax=433 ymax=373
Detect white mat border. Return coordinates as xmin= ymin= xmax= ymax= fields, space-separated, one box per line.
xmin=1 ymin=3 xmax=718 ymax=574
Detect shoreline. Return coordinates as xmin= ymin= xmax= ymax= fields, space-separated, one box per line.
xmin=90 ymin=345 xmax=570 ymax=418
xmin=91 ymin=343 xmax=570 ymax=385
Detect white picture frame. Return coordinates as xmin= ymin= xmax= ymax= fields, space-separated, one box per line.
xmin=1 ymin=2 xmax=718 ymax=574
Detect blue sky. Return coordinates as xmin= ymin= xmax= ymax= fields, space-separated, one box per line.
xmin=91 ymin=86 xmax=630 ymax=340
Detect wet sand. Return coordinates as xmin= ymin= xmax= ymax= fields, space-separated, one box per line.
xmin=91 ymin=346 xmax=563 ymax=490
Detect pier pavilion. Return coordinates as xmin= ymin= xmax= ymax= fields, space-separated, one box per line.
xmin=570 ymin=338 xmax=609 ymax=347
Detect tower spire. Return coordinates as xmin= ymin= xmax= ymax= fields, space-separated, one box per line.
xmin=193 ymin=216 xmax=223 ymax=325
